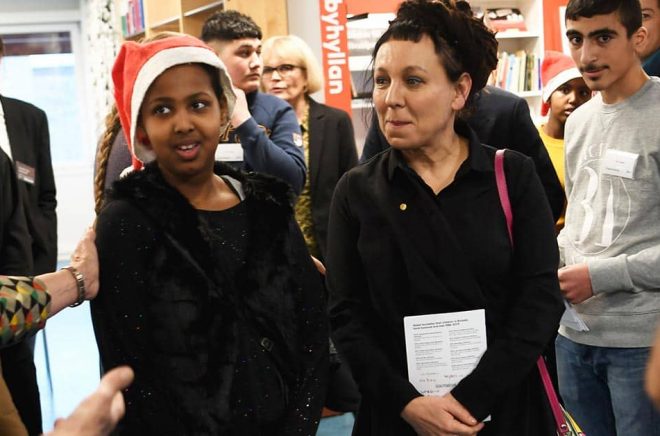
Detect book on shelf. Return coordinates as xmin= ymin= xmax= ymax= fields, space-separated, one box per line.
xmin=119 ymin=0 xmax=145 ymax=38
xmin=493 ymin=50 xmax=540 ymax=94
xmin=486 ymin=8 xmax=527 ymax=33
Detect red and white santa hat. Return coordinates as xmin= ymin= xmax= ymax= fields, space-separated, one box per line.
xmin=540 ymin=50 xmax=582 ymax=116
xmin=112 ymin=35 xmax=236 ymax=168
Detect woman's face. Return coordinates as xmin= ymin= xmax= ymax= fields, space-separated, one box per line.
xmin=261 ymin=52 xmax=308 ymax=104
xmin=138 ymin=64 xmax=224 ymax=183
xmin=373 ymin=35 xmax=469 ymax=150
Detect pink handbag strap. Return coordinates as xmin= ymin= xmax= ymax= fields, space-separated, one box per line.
xmin=494 ymin=149 xmax=513 ymax=246
xmin=494 ymin=149 xmax=570 ymax=435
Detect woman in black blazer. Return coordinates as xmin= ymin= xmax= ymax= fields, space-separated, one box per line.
xmin=262 ymin=34 xmax=360 ymax=434
xmin=261 ymin=34 xmax=358 ymax=262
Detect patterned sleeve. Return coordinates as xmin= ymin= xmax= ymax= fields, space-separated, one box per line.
xmin=0 ymin=276 xmax=51 ymax=348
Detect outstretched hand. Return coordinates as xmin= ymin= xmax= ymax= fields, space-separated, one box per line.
xmin=47 ymin=366 xmax=134 ymax=436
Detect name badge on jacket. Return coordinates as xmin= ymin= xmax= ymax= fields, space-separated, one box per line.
xmin=215 ymin=143 xmax=244 ymax=162
xmin=602 ymin=149 xmax=638 ymax=179
xmin=15 ymin=161 xmax=36 ymax=184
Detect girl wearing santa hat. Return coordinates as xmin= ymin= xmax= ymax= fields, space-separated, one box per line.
xmin=91 ymin=35 xmax=328 ymax=435
xmin=537 ymin=50 xmax=592 ymax=232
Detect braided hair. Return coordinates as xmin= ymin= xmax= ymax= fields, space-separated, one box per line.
xmin=94 ymin=105 xmax=120 ymax=215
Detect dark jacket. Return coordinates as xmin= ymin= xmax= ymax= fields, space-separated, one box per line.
xmin=361 ymin=85 xmax=565 ymax=222
xmin=0 ymin=95 xmax=56 ymax=275
xmin=307 ymin=98 xmax=358 ymax=262
xmin=92 ymin=163 xmax=328 ymax=435
xmin=0 ymin=149 xmax=32 ymax=275
xmin=644 ymin=48 xmax=660 ymax=77
xmin=327 ymin=122 xmax=563 ymax=435
xmin=0 ymin=96 xmax=52 ymax=436
xmin=231 ymin=91 xmax=306 ymax=194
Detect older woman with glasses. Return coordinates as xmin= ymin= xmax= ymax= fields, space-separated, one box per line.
xmin=261 ymin=35 xmax=358 ymax=263
xmin=262 ymin=35 xmax=360 ymax=435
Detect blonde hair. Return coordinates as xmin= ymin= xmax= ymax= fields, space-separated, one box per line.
xmin=94 ymin=31 xmax=188 ymax=215
xmin=261 ymin=35 xmax=323 ymax=94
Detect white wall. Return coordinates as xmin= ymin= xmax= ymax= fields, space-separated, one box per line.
xmin=286 ymin=0 xmax=324 ymax=102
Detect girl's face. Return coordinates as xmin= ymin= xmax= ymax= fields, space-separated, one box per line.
xmin=548 ymin=77 xmax=592 ymax=126
xmin=373 ymin=35 xmax=470 ymax=151
xmin=137 ymin=64 xmax=224 ymax=183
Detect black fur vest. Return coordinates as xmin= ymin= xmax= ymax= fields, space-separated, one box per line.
xmin=93 ymin=162 xmax=327 ymax=435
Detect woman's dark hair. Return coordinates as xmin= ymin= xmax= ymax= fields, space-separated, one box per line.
xmin=565 ymin=0 xmax=642 ymax=37
xmin=371 ymin=0 xmax=498 ymax=114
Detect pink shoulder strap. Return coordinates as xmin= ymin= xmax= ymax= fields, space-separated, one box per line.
xmin=493 ymin=148 xmax=571 ymax=435
xmin=494 ymin=149 xmax=513 ymax=246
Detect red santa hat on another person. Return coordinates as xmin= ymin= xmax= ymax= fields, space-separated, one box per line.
xmin=112 ymin=35 xmax=236 ymax=169
xmin=540 ymin=50 xmax=582 ymax=116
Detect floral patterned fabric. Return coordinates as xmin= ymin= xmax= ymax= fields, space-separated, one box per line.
xmin=0 ymin=276 xmax=50 ymax=349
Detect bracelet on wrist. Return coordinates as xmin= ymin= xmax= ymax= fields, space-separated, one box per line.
xmin=62 ymin=266 xmax=86 ymax=307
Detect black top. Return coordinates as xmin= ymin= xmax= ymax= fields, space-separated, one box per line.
xmin=198 ymin=202 xmax=248 ymax=279
xmin=360 ymin=85 xmax=566 ymax=223
xmin=327 ymin=120 xmax=563 ymax=435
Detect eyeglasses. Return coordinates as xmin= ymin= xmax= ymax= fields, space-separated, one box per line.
xmin=262 ymin=64 xmax=305 ymax=78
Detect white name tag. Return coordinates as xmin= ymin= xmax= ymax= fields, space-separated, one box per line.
xmin=602 ymin=149 xmax=638 ymax=179
xmin=215 ymin=143 xmax=244 ymax=162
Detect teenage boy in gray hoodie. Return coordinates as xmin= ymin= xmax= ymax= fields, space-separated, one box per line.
xmin=557 ymin=0 xmax=660 ymax=434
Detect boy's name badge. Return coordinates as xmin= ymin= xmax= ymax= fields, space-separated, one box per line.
xmin=215 ymin=143 xmax=244 ymax=162
xmin=15 ymin=161 xmax=36 ymax=184
xmin=602 ymin=149 xmax=638 ymax=179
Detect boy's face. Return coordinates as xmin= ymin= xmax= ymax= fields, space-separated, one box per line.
xmin=137 ymin=64 xmax=224 ymax=184
xmin=548 ymin=77 xmax=592 ymax=125
xmin=566 ymin=12 xmax=646 ymax=95
xmin=640 ymin=0 xmax=660 ymax=59
xmin=207 ymin=38 xmax=263 ymax=93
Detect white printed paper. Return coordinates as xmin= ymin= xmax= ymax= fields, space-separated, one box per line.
xmin=215 ymin=143 xmax=244 ymax=162
xmin=404 ymin=310 xmax=487 ymax=397
xmin=560 ymin=300 xmax=590 ymax=332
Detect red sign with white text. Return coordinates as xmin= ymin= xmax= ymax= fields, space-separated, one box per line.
xmin=319 ymin=0 xmax=352 ymax=114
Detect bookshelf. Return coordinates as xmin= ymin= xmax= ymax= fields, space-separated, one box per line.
xmin=472 ymin=0 xmax=545 ymax=119
xmin=115 ymin=0 xmax=288 ymax=42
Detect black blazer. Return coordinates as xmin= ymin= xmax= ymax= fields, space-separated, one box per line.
xmin=1 ymin=95 xmax=57 ymax=274
xmin=361 ymin=85 xmax=565 ymax=222
xmin=307 ymin=98 xmax=358 ymax=261
xmin=0 ymin=149 xmax=32 ymax=275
